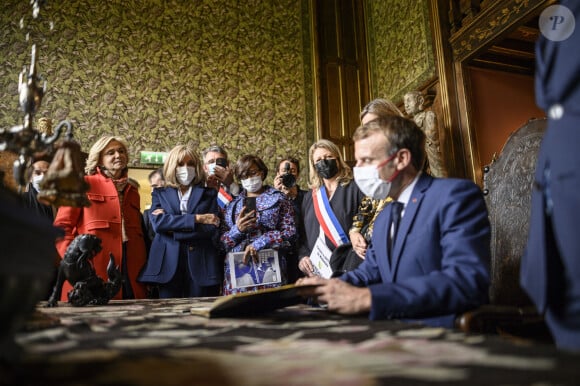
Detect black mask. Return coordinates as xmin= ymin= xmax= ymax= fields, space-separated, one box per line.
xmin=315 ymin=159 xmax=339 ymax=179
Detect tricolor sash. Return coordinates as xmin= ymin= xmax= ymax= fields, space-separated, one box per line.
xmin=218 ymin=186 xmax=233 ymax=209
xmin=312 ymin=186 xmax=349 ymax=247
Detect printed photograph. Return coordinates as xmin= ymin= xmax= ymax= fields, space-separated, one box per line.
xmin=228 ymin=249 xmax=281 ymax=289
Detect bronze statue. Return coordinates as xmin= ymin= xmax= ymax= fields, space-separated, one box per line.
xmin=47 ymin=234 xmax=122 ymax=307
xmin=37 ymin=131 xmax=90 ymax=208
xmin=404 ymin=91 xmax=448 ymax=178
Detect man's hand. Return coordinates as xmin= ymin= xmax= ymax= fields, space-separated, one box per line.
xmin=213 ymin=165 xmax=234 ymax=187
xmin=206 ymin=174 xmax=220 ymax=190
xmin=206 ymin=164 xmax=234 ymax=190
xmin=296 ymin=276 xmax=372 ymax=315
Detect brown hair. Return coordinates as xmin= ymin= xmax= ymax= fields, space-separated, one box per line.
xmin=277 ymin=157 xmax=300 ymax=174
xmin=234 ymin=154 xmax=268 ymax=182
xmin=353 ymin=115 xmax=426 ymax=172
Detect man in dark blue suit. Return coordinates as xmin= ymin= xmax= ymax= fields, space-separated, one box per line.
xmin=297 ymin=115 xmax=490 ymax=327
xmin=521 ymin=1 xmax=580 ymax=351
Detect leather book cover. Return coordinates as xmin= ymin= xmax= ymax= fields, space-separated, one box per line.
xmin=189 ymin=284 xmax=317 ymax=318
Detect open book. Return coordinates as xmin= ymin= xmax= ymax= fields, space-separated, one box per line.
xmin=190 ymin=284 xmax=318 ymax=318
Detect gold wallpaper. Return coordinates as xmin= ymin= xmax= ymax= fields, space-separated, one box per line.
xmin=366 ymin=0 xmax=436 ymax=103
xmin=0 ymin=0 xmax=314 ymax=186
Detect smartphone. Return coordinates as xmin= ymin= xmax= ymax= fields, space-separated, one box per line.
xmin=216 ymin=158 xmax=227 ymax=168
xmin=244 ymin=196 xmax=256 ymax=217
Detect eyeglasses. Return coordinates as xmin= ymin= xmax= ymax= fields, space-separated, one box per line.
xmin=240 ymin=168 xmax=261 ymax=179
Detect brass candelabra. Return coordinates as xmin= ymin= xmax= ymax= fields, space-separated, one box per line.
xmin=0 ymin=0 xmax=89 ymax=207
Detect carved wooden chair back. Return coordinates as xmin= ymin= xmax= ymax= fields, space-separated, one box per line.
xmin=482 ymin=117 xmax=547 ymax=306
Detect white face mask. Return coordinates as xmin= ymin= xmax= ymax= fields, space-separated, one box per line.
xmin=32 ymin=173 xmax=44 ymax=192
xmin=176 ymin=166 xmax=196 ymax=186
xmin=353 ymin=155 xmax=398 ymax=200
xmin=207 ymin=163 xmax=217 ymax=175
xmin=241 ymin=176 xmax=262 ymax=193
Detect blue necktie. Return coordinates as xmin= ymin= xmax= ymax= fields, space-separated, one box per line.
xmin=388 ymin=201 xmax=404 ymax=257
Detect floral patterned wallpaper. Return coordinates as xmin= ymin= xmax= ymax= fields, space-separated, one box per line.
xmin=0 ymin=0 xmax=314 ymax=186
xmin=1 ymin=0 xmax=437 ymax=189
xmin=366 ymin=0 xmax=435 ymax=103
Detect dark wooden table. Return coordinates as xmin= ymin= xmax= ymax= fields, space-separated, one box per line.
xmin=1 ymin=298 xmax=579 ymax=385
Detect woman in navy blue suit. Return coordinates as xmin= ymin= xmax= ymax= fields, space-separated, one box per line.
xmin=138 ymin=144 xmax=222 ymax=298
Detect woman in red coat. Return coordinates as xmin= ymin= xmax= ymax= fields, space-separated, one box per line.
xmin=53 ymin=135 xmax=147 ymax=301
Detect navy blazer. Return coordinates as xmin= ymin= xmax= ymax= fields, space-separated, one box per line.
xmin=342 ymin=174 xmax=491 ymax=327
xmin=521 ymin=0 xmax=580 ymax=350
xmin=138 ymin=185 xmax=221 ymax=286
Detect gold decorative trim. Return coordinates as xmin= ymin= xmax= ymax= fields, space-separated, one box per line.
xmin=430 ymin=2 xmax=453 ymax=147
xmin=447 ymin=0 xmax=551 ymax=183
xmin=450 ymin=0 xmax=547 ymax=62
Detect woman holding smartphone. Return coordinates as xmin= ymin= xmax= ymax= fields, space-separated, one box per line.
xmin=220 ymin=154 xmax=296 ymax=295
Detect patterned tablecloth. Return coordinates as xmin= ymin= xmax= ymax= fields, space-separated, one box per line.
xmin=1 ymin=298 xmax=579 ymax=385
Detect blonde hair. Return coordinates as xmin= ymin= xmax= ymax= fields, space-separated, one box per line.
xmin=308 ymin=139 xmax=352 ymax=189
xmin=163 ymin=144 xmax=206 ymax=188
xmin=85 ymin=135 xmax=129 ymax=175
xmin=360 ymin=98 xmax=404 ymax=122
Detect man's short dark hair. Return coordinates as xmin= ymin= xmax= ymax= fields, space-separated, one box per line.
xmin=278 ymin=157 xmax=300 ymax=174
xmin=354 ymin=115 xmax=426 ymax=171
xmin=202 ymin=145 xmax=229 ymax=160
xmin=148 ymin=167 xmax=164 ymax=182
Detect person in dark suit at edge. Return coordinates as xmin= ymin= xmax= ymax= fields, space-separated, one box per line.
xmin=143 ymin=167 xmax=165 ymax=244
xmin=521 ymin=1 xmax=580 ymax=351
xmin=297 ymin=115 xmax=490 ymax=328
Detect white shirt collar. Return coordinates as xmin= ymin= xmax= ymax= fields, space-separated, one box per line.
xmin=178 ymin=186 xmax=192 ymax=213
xmin=396 ymin=172 xmax=420 ymax=208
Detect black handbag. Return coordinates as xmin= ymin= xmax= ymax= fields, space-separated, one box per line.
xmin=329 ymin=243 xmax=364 ymax=274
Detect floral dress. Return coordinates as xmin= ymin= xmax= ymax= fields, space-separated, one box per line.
xmin=220 ymin=185 xmax=296 ymax=295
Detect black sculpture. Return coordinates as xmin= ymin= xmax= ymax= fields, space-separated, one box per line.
xmin=47 ymin=234 xmax=122 ymax=307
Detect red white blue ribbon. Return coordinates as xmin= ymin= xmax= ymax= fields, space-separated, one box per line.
xmin=218 ymin=186 xmax=233 ymax=209
xmin=312 ymin=186 xmax=349 ymax=247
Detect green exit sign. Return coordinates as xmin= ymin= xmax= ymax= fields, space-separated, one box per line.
xmin=140 ymin=151 xmax=168 ymax=165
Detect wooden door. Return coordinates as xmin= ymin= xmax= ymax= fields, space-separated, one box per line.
xmin=315 ymin=0 xmax=369 ymax=164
